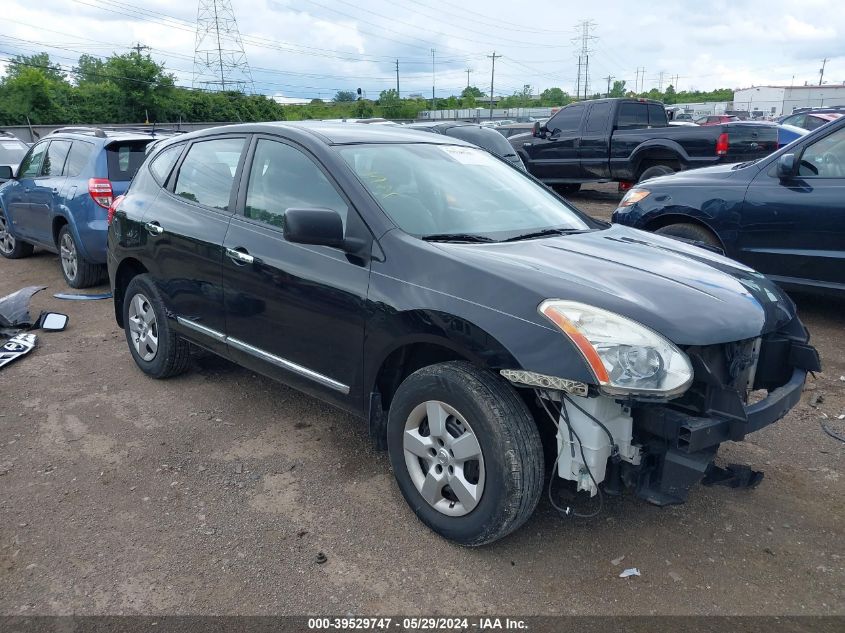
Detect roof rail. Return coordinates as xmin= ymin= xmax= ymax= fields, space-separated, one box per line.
xmin=49 ymin=126 xmax=107 ymax=138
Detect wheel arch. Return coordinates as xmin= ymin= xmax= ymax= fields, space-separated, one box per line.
xmin=631 ymin=141 xmax=687 ymax=178
xmin=112 ymin=257 xmax=149 ymax=327
xmin=642 ymin=213 xmax=726 ymax=251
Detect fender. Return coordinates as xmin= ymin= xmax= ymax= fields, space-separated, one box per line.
xmin=629 ymin=138 xmax=690 ymax=170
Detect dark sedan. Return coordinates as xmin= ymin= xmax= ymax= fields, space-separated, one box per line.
xmin=612 ymin=115 xmax=845 ymax=296
xmin=405 ymin=122 xmax=525 ymax=170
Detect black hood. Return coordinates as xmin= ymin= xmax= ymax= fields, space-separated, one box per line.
xmin=429 ymin=225 xmax=795 ymax=346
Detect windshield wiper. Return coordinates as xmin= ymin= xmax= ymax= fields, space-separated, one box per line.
xmin=421 ymin=233 xmax=496 ymax=243
xmin=501 ymin=228 xmax=592 ymax=242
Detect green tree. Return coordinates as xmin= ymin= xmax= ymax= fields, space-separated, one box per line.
xmin=609 ymin=80 xmax=626 ymax=98
xmin=461 ymin=86 xmax=484 ymax=99
xmin=354 ymin=99 xmax=374 ymax=118
xmin=540 ymin=87 xmax=570 ymax=106
xmin=378 ymin=89 xmax=403 ymax=119
xmin=333 ymin=90 xmax=357 ymax=102
xmin=6 ymin=53 xmax=65 ymax=82
xmin=663 ymin=84 xmax=677 ymax=104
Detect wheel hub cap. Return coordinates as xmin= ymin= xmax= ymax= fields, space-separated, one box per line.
xmin=0 ymin=214 xmax=14 ymax=254
xmin=402 ymin=400 xmax=485 ymax=517
xmin=127 ymin=293 xmax=159 ymax=362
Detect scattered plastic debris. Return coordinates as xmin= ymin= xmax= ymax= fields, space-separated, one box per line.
xmin=0 ymin=286 xmax=45 ymax=331
xmin=808 ymin=393 xmax=825 ymax=408
xmin=53 ymin=292 xmax=112 ymax=301
xmin=0 ymin=333 xmax=37 ymax=370
xmin=611 ymin=555 xmax=625 ymax=566
xmin=619 ymin=568 xmax=640 ymax=578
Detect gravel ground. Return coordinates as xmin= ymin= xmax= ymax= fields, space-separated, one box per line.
xmin=0 ymin=185 xmax=843 ymax=615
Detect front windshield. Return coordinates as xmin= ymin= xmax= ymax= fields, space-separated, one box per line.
xmin=336 ymin=143 xmax=590 ymax=240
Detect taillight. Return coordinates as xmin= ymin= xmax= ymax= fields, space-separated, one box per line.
xmin=88 ymin=178 xmax=113 ymax=209
xmin=716 ymin=133 xmax=729 ymax=156
xmin=107 ymin=194 xmax=125 ymax=225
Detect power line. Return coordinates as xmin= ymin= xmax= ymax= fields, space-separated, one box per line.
xmin=572 ymin=20 xmax=597 ymax=99
xmin=819 ymin=58 xmax=828 ymax=85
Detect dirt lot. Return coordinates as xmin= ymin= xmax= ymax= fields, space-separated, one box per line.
xmin=1 ymin=184 xmax=843 ymax=616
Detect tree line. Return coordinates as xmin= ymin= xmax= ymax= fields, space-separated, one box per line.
xmin=0 ymin=52 xmax=736 ymax=127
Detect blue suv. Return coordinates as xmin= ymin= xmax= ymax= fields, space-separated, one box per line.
xmin=0 ymin=127 xmax=170 ymax=287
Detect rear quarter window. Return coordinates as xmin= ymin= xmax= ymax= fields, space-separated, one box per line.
xmin=64 ymin=141 xmax=95 ymax=177
xmin=106 ymin=141 xmax=152 ymax=181
xmin=148 ymin=144 xmax=184 ymax=186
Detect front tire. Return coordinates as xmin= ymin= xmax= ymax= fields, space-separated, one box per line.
xmin=58 ymin=225 xmax=103 ymax=288
xmin=655 ymin=222 xmax=721 ymax=249
xmin=0 ymin=207 xmax=34 ymax=259
xmin=387 ymin=361 xmax=544 ymax=546
xmin=122 ymin=274 xmax=191 ymax=379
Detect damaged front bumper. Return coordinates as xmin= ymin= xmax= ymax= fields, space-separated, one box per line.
xmin=533 ymin=317 xmax=821 ymax=508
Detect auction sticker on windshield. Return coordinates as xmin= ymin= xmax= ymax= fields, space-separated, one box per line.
xmin=439 ymin=145 xmax=496 ymax=165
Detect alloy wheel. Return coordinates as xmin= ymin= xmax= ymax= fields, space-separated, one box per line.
xmin=403 ymin=400 xmax=485 ymax=517
xmin=127 ymin=293 xmax=159 ymax=361
xmin=0 ymin=212 xmax=15 ymax=255
xmin=60 ymin=232 xmax=78 ymax=281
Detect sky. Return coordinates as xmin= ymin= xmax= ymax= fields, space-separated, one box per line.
xmin=1 ymin=0 xmax=844 ymax=100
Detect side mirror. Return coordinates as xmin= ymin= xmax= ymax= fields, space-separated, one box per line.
xmin=777 ymin=153 xmax=796 ymax=179
xmin=283 ymin=208 xmax=345 ymax=249
xmin=40 ymin=312 xmax=69 ymax=331
xmin=0 ymin=165 xmax=13 ymax=180
xmin=532 ymin=121 xmax=541 ymax=137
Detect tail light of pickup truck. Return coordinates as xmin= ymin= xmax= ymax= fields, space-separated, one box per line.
xmin=716 ymin=133 xmax=729 ymax=156
xmin=88 ymin=178 xmax=114 ymax=209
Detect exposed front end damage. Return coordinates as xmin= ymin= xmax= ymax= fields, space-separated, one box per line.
xmin=509 ymin=315 xmax=821 ymax=508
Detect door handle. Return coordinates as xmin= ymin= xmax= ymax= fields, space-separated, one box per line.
xmin=226 ymin=247 xmax=254 ymax=265
xmin=51 ymin=188 xmax=59 ymax=194
xmin=144 ymin=221 xmax=164 ymax=236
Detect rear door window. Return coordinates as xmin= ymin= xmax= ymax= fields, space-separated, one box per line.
xmin=174 ymin=137 xmax=245 ymax=210
xmin=585 ymin=102 xmax=612 ymax=133
xmin=42 ymin=140 xmax=72 ymax=176
xmin=617 ymin=103 xmax=649 ymax=129
xmin=647 ymin=104 xmax=667 ymax=127
xmin=106 ymin=141 xmax=153 ymax=181
xmin=64 ymin=141 xmax=95 ymax=177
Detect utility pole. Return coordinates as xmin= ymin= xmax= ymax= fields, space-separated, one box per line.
xmin=487 ymin=51 xmax=501 ymax=120
xmin=395 ymin=59 xmax=399 ymax=96
xmin=576 ymin=56 xmax=582 ymax=98
xmin=465 ymin=68 xmax=472 ymax=89
xmin=584 ymin=54 xmax=589 ymax=99
xmin=658 ymin=71 xmax=665 ymax=92
xmin=819 ymin=58 xmax=828 ymax=85
xmin=192 ymin=0 xmax=254 ymax=93
xmin=604 ymin=75 xmax=614 ymax=97
xmin=638 ymin=67 xmax=645 ymax=93
xmin=431 ymin=48 xmax=436 ymax=113
xmin=131 ymin=42 xmax=150 ymax=56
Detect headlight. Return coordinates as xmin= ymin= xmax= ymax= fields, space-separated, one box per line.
xmin=538 ymin=300 xmax=693 ymax=398
xmin=618 ymin=188 xmax=650 ymax=207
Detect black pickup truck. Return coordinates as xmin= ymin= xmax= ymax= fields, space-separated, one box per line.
xmin=512 ymin=98 xmax=778 ymax=191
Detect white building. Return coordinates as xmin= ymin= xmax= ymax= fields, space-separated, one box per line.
xmin=733 ymin=85 xmax=845 ymax=117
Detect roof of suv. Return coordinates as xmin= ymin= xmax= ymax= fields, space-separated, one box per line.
xmin=172 ymin=121 xmax=471 ymax=146
xmin=47 ymin=126 xmax=183 ymax=144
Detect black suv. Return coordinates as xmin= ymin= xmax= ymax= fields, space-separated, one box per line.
xmin=108 ymin=123 xmax=818 ymax=545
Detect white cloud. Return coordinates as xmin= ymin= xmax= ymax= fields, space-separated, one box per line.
xmin=1 ymin=0 xmax=843 ymax=98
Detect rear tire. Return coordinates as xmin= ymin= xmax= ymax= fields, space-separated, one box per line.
xmin=638 ymin=164 xmax=675 ymax=182
xmin=387 ymin=361 xmax=544 ymax=546
xmin=122 ymin=274 xmax=191 ymax=379
xmin=58 ymin=225 xmax=104 ymax=288
xmin=655 ymin=222 xmax=721 ymax=248
xmin=0 ymin=207 xmax=34 ymax=259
